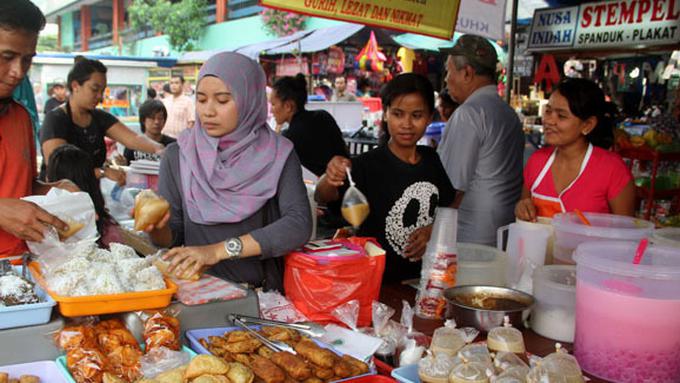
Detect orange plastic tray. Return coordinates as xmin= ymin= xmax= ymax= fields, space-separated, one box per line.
xmin=29 ymin=262 xmax=177 ymax=317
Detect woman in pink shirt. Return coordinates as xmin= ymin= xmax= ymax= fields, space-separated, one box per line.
xmin=515 ymin=78 xmax=635 ymax=221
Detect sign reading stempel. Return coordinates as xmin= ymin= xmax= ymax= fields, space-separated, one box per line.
xmin=528 ymin=0 xmax=680 ymax=50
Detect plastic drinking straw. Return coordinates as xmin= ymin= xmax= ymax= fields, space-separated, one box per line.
xmin=574 ymin=209 xmax=591 ymax=226
xmin=632 ymin=238 xmax=649 ymax=265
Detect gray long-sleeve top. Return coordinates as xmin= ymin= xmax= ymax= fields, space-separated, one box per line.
xmin=158 ymin=143 xmax=312 ymax=291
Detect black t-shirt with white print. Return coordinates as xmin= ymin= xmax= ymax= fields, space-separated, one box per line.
xmin=347 ymin=145 xmax=456 ymax=282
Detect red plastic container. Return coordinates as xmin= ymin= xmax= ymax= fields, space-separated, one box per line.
xmin=344 ymin=376 xmax=396 ymax=382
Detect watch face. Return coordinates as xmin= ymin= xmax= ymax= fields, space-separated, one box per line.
xmin=227 ymin=238 xmax=242 ymax=256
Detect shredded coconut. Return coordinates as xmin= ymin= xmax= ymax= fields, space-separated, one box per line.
xmin=0 ymin=275 xmax=39 ymax=305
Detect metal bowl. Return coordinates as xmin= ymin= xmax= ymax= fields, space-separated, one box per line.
xmin=444 ymin=285 xmax=534 ymax=332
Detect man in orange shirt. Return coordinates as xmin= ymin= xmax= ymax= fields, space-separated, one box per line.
xmin=0 ymin=0 xmax=75 ymax=259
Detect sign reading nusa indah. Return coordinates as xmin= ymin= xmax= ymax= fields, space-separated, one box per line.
xmin=528 ymin=0 xmax=680 ymax=50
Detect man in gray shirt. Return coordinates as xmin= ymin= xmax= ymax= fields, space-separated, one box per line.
xmin=331 ymin=76 xmax=357 ymax=102
xmin=437 ymin=34 xmax=524 ymax=246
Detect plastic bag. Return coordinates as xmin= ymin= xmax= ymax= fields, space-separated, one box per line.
xmin=284 ymin=238 xmax=385 ymax=327
xmin=526 ymin=344 xmax=583 ymax=383
xmin=332 ymin=299 xmax=360 ymax=331
xmin=139 ymin=347 xmax=190 ymax=379
xmin=341 ymin=169 xmax=370 ymax=228
xmin=133 ymin=190 xmax=170 ymax=231
xmin=371 ymin=301 xmax=395 ymax=336
xmin=143 ymin=310 xmax=181 ymax=353
xmin=449 ymin=361 xmax=493 ymax=383
xmin=100 ymin=178 xmax=139 ymax=223
xmin=418 ymin=352 xmax=460 ymax=382
xmin=257 ymin=290 xmax=309 ymax=323
xmin=399 ymin=338 xmax=425 ymax=366
xmin=23 ymin=189 xmax=98 ymax=259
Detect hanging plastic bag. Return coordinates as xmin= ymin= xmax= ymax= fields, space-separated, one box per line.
xmin=332 ymin=299 xmax=360 ymax=331
xmin=341 ymin=168 xmax=370 ymax=228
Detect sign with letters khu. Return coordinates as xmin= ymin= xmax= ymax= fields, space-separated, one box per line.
xmin=528 ymin=0 xmax=680 ymax=50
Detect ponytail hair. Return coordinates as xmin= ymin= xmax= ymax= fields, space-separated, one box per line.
xmin=272 ymin=73 xmax=307 ymax=112
xmin=67 ymin=56 xmax=107 ymax=92
xmin=555 ymin=78 xmax=614 ymax=149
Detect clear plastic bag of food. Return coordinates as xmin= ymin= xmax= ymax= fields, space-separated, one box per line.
xmin=143 ymin=310 xmax=181 ymax=353
xmin=341 ymin=169 xmax=369 ymax=228
xmin=66 ymin=347 xmax=108 ymax=383
xmin=458 ymin=344 xmax=493 ymax=370
xmin=371 ymin=300 xmax=395 ymax=337
xmin=493 ymin=365 xmax=530 ymax=383
xmin=449 ymin=361 xmax=493 ymax=383
xmin=527 ymin=344 xmax=583 ymax=383
xmin=140 ymin=346 xmax=191 ymax=379
xmin=431 ymin=326 xmax=466 ymax=357
xmin=486 ymin=317 xmax=525 ymax=354
xmin=133 ymin=189 xmax=170 ymax=231
xmin=418 ymin=352 xmax=460 ymax=383
xmin=493 ymin=351 xmax=528 ymax=373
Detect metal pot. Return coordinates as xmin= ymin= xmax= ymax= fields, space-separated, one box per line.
xmin=444 ymin=285 xmax=534 ymax=332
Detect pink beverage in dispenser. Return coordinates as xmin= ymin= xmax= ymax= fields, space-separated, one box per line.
xmin=573 ymin=241 xmax=680 ymax=383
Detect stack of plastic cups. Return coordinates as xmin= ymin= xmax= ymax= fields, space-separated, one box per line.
xmin=415 ymin=207 xmax=458 ymax=319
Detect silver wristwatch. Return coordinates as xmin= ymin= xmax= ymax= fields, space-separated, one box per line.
xmin=224 ymin=237 xmax=243 ymax=259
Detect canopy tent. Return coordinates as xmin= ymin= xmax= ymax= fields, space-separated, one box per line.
xmin=392 ymin=33 xmax=507 ymax=63
xmin=263 ymin=23 xmax=364 ymax=56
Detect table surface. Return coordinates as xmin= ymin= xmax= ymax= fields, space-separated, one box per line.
xmin=379 ymin=282 xmax=608 ymax=383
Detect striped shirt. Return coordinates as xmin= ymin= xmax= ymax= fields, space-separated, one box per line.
xmin=162 ymin=95 xmax=195 ymax=138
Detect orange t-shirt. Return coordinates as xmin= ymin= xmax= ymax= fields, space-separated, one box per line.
xmin=0 ymin=101 xmax=36 ymax=257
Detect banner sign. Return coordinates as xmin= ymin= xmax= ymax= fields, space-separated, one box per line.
xmin=260 ymin=0 xmax=461 ymax=40
xmin=455 ymin=0 xmax=507 ymax=41
xmin=528 ymin=0 xmax=680 ymax=51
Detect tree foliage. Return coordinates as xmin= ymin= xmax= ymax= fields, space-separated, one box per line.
xmin=128 ymin=0 xmax=208 ymax=52
xmin=37 ymin=35 xmax=60 ymax=52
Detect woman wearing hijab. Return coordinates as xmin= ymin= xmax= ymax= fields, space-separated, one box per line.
xmin=147 ymin=52 xmax=312 ymax=291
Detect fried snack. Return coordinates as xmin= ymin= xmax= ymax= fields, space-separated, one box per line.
xmin=270 ymin=352 xmax=311 ymax=381
xmin=226 ymin=331 xmax=254 ymax=343
xmin=58 ymin=220 xmax=85 ymax=240
xmin=209 ymin=345 xmax=227 ymax=357
xmin=227 ymin=362 xmax=255 ymax=383
xmin=341 ymin=354 xmax=369 ymax=375
xmin=311 ymin=365 xmax=333 ymax=380
xmin=57 ymin=325 xmax=98 ymax=352
xmin=8 ymin=379 xmax=18 ymax=383
xmin=256 ymin=346 xmax=274 ymax=359
xmin=0 ymin=372 xmax=8 ymax=383
xmin=224 ymin=339 xmax=262 ymax=354
xmin=94 ymin=319 xmax=126 ymax=332
xmin=209 ymin=336 xmax=230 ymax=349
xmin=106 ymin=344 xmax=142 ymax=382
xmin=233 ymin=354 xmax=252 ymax=365
xmin=259 ymin=327 xmax=298 ymax=343
xmin=294 ymin=339 xmax=335 ymax=368
xmin=102 ymin=373 xmax=125 ymax=383
xmin=98 ymin=328 xmax=140 ymax=354
xmin=283 ymin=377 xmax=300 ymax=383
xmin=18 ymin=377 xmax=39 ymax=383
xmin=249 ymin=355 xmax=286 ymax=383
xmin=134 ymin=190 xmax=170 ymax=231
xmin=152 ymin=257 xmax=200 ymax=281
xmin=301 ymin=378 xmax=323 ymax=383
xmin=192 ymin=376 xmax=229 ymax=383
xmin=154 ymin=366 xmax=186 ymax=383
xmin=144 ymin=313 xmax=181 ymax=352
xmin=66 ymin=347 xmax=107 ymax=383
xmin=186 ymin=355 xmax=230 ymax=379
xmin=332 ymin=358 xmax=355 ymax=379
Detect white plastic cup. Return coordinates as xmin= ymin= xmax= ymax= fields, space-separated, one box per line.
xmin=500 ymin=222 xmax=550 ymax=293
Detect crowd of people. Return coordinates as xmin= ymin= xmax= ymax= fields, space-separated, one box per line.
xmin=1 ymin=0 xmax=643 ymax=289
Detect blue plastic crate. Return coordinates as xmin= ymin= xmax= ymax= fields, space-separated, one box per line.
xmin=0 ymin=266 xmax=56 ymax=330
xmin=186 ymin=325 xmax=376 ymax=383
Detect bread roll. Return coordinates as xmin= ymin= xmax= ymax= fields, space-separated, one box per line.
xmin=58 ymin=220 xmax=85 ymax=240
xmin=134 ymin=190 xmax=170 ymax=231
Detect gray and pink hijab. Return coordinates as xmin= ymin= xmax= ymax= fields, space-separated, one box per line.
xmin=177 ymin=52 xmax=293 ymax=224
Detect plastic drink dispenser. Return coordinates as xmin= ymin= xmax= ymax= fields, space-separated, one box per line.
xmin=573 ymin=241 xmax=680 ymax=382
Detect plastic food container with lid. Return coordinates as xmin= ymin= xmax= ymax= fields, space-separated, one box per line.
xmin=530 ymin=265 xmax=576 ymax=342
xmin=456 ymin=243 xmax=507 ymax=287
xmin=573 ymin=241 xmax=680 ymax=382
xmin=651 ymin=227 xmax=680 ymax=248
xmin=552 ymin=212 xmax=654 ymax=264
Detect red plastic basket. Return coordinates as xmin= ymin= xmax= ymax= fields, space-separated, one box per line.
xmin=343 ymin=375 xmax=396 ymax=382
